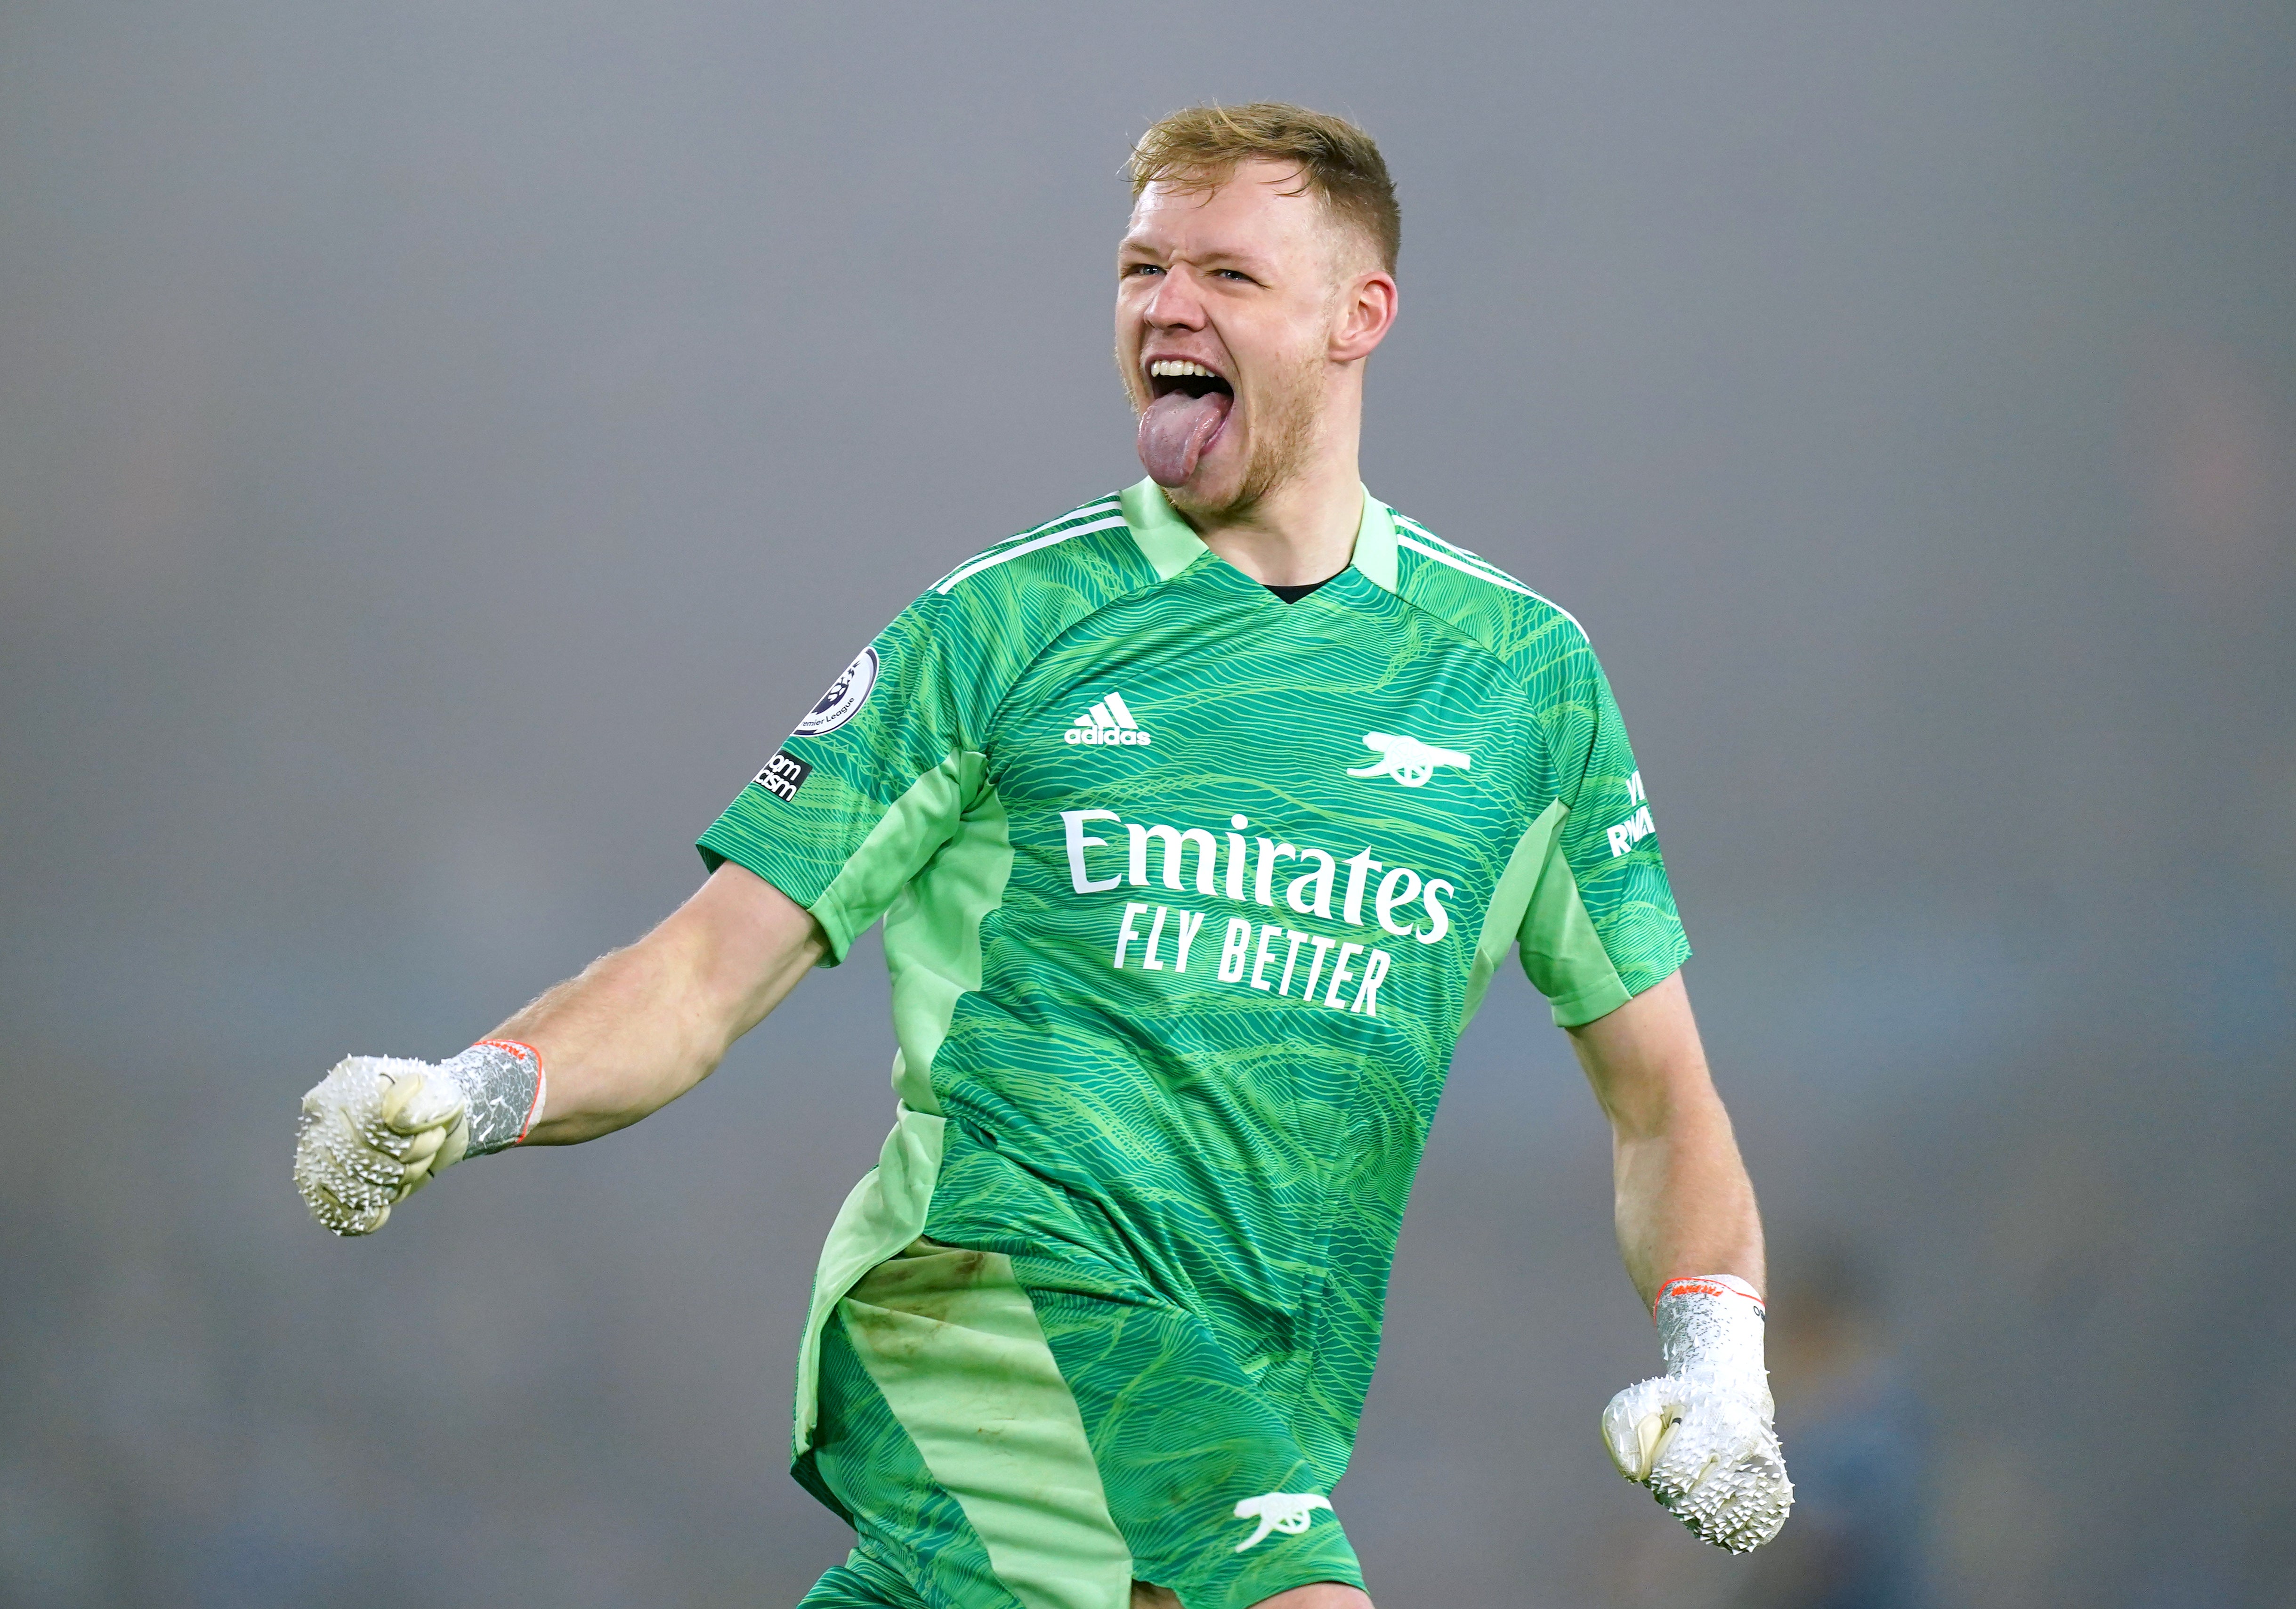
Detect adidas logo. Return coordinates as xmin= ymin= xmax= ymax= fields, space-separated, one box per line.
xmin=1065 ymin=691 xmax=1154 ymax=748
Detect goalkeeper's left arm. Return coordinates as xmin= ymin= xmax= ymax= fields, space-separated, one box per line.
xmin=1568 ymin=971 xmax=1793 ymax=1553
xmin=293 ymin=862 xmax=824 ymax=1235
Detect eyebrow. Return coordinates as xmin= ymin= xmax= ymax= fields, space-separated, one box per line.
xmin=1116 ymin=238 xmax=1277 ymax=275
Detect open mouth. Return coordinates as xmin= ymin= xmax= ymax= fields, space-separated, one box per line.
xmin=1139 ymin=358 xmax=1235 ymax=487
xmin=1147 ymin=358 xmax=1234 ymax=402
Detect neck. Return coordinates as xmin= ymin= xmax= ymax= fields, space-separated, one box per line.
xmin=1180 ymin=389 xmax=1365 ymax=587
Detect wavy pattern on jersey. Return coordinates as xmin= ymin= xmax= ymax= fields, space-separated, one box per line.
xmin=1017 ymin=1265 xmax=1366 ymax=1601
xmin=700 ymin=486 xmax=1690 ymax=1507
xmin=1388 ymin=520 xmax=1688 ymax=999
xmin=703 ymin=513 xmax=1159 ymax=912
xmin=807 ymin=1316 xmax=1023 ymax=1609
xmin=919 ymin=555 xmax=1621 ymax=1479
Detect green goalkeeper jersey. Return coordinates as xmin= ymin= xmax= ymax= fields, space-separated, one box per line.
xmin=699 ymin=480 xmax=1689 ymax=1490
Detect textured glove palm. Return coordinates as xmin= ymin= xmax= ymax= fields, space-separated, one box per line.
xmin=293 ymin=1042 xmax=542 ymax=1236
xmin=1601 ymin=1275 xmax=1792 ymax=1553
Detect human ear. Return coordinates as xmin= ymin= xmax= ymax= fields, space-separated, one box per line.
xmin=1330 ymin=268 xmax=1398 ymax=364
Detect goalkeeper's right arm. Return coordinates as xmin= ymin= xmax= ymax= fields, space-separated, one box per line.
xmin=293 ymin=861 xmax=825 ymax=1236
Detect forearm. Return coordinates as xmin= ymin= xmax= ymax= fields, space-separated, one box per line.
xmin=489 ymin=942 xmax=738 ymax=1146
xmin=1610 ymin=1086 xmax=1762 ymax=1306
xmin=493 ymin=863 xmax=825 ymax=1145
xmin=1570 ymin=971 xmax=1764 ymax=1306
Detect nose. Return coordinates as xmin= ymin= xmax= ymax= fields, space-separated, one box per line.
xmin=1142 ymin=266 xmax=1207 ymax=331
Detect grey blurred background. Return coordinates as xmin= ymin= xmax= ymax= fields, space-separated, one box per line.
xmin=3 ymin=3 xmax=2291 ymax=1605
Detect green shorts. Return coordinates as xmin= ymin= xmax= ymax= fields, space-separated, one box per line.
xmin=795 ymin=1242 xmax=1365 ymax=1609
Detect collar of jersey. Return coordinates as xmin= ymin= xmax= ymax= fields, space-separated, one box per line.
xmin=1117 ymin=477 xmax=1400 ymax=595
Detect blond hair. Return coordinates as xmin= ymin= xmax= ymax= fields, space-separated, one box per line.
xmin=1129 ymin=102 xmax=1400 ymax=273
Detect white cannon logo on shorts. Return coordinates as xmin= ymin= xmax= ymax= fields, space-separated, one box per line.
xmin=1345 ymin=731 xmax=1473 ymax=788
xmin=1231 ymin=1491 xmax=1334 ymax=1552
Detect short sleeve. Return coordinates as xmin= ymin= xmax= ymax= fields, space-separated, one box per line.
xmin=698 ymin=592 xmax=984 ymax=963
xmin=1515 ymin=633 xmax=1690 ymax=1027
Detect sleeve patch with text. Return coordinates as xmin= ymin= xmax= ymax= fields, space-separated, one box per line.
xmin=752 ymin=749 xmax=812 ymax=803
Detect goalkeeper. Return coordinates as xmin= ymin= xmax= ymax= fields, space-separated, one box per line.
xmin=296 ymin=102 xmax=1789 ymax=1607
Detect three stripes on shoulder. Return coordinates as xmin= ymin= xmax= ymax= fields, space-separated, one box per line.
xmin=932 ymin=496 xmax=1584 ymax=641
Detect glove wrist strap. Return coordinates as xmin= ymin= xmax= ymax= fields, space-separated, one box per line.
xmin=442 ymin=1039 xmax=547 ymax=1156
xmin=1654 ymin=1273 xmax=1767 ymax=1397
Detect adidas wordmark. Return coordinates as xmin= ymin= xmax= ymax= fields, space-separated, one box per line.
xmin=1066 ymin=691 xmax=1153 ymax=748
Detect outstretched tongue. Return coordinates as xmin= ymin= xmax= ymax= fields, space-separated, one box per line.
xmin=1138 ymin=389 xmax=1232 ymax=487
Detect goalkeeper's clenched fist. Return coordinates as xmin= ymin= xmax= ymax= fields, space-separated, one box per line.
xmin=293 ymin=1040 xmax=546 ymax=1235
xmin=1602 ymin=1274 xmax=1792 ymax=1552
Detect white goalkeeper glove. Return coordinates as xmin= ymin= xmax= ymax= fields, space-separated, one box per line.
xmin=293 ymin=1040 xmax=546 ymax=1236
xmin=1602 ymin=1273 xmax=1793 ymax=1552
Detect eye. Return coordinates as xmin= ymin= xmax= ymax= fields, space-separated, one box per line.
xmin=1213 ymin=268 xmax=1253 ymax=282
xmin=1124 ymin=262 xmax=1163 ymax=277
